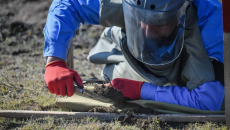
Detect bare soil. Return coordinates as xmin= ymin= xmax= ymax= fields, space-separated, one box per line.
xmin=0 ymin=0 xmax=105 ymax=79
xmin=88 ymin=105 xmax=160 ymax=129
xmin=123 ymin=106 xmax=159 ymax=114
xmin=88 ymin=105 xmax=159 ymax=114
xmin=88 ymin=106 xmax=118 ymax=113
xmin=93 ymin=84 xmax=125 ymax=104
xmin=91 ymin=83 xmax=160 ymax=129
xmin=118 ymin=114 xmax=152 ymax=129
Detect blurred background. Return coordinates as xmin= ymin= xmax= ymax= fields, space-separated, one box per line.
xmin=0 ymin=0 xmax=105 ymax=79
xmin=0 ymin=0 xmax=105 ymax=113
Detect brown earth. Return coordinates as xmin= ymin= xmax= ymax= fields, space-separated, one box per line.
xmin=0 ymin=0 xmax=105 ymax=79
xmin=91 ymin=83 xmax=160 ymax=128
xmin=122 ymin=106 xmax=159 ymax=114
xmin=91 ymin=83 xmax=159 ymax=114
xmin=117 ymin=114 xmax=152 ymax=130
xmin=88 ymin=105 xmax=160 ymax=129
xmin=93 ymin=84 xmax=125 ymax=104
xmin=88 ymin=105 xmax=159 ymax=115
xmin=88 ymin=106 xmax=118 ymax=113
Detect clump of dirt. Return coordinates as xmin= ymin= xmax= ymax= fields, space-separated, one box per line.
xmin=118 ymin=114 xmax=152 ymax=129
xmin=88 ymin=106 xmax=118 ymax=113
xmin=88 ymin=106 xmax=160 ymax=129
xmin=123 ymin=106 xmax=160 ymax=115
xmin=88 ymin=106 xmax=159 ymax=114
xmin=91 ymin=84 xmax=160 ymax=115
xmin=93 ymin=84 xmax=125 ymax=104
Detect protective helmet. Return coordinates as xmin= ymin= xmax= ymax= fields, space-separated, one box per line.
xmin=123 ymin=0 xmax=190 ymax=65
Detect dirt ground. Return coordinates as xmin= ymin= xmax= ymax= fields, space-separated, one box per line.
xmin=0 ymin=0 xmax=105 ymax=78
xmin=94 ymin=84 xmax=125 ymax=104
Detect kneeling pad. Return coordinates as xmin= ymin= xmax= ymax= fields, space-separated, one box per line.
xmin=56 ymin=94 xmax=224 ymax=114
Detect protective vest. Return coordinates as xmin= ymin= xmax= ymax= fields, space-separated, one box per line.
xmin=88 ymin=0 xmax=215 ymax=90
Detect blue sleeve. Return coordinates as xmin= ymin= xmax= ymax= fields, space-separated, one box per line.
xmin=43 ymin=0 xmax=100 ymax=60
xmin=193 ymin=0 xmax=223 ymax=63
xmin=140 ymin=81 xmax=225 ymax=110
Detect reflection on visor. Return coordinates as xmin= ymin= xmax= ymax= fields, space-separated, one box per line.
xmin=142 ymin=28 xmax=183 ymax=64
xmin=123 ymin=0 xmax=188 ymax=65
xmin=140 ymin=20 xmax=180 ymax=45
xmin=136 ymin=9 xmax=181 ymax=25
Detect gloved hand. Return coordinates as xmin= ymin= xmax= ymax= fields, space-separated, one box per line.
xmin=44 ymin=60 xmax=83 ymax=97
xmin=105 ymin=78 xmax=144 ymax=100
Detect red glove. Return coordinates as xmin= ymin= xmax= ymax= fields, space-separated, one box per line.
xmin=105 ymin=78 xmax=144 ymax=100
xmin=44 ymin=61 xmax=83 ymax=97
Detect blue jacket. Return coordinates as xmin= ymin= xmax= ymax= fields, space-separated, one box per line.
xmin=43 ymin=0 xmax=224 ymax=110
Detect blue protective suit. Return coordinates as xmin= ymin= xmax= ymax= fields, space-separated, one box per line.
xmin=43 ymin=0 xmax=224 ymax=110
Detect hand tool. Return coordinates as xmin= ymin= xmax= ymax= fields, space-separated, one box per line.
xmin=74 ymin=84 xmax=113 ymax=103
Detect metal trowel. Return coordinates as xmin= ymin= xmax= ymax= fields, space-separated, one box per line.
xmin=74 ymin=85 xmax=113 ymax=103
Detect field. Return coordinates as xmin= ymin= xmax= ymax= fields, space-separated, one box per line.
xmin=0 ymin=0 xmax=227 ymax=129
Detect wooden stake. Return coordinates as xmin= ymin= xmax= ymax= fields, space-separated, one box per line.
xmin=0 ymin=110 xmax=226 ymax=122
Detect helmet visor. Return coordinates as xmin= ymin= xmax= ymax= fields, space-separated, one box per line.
xmin=123 ymin=0 xmax=187 ymax=65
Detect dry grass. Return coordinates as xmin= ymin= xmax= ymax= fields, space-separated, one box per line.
xmin=0 ymin=116 xmax=158 ymax=130
xmin=0 ymin=51 xmax=227 ymax=129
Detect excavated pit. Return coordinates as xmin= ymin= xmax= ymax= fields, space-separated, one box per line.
xmin=89 ymin=84 xmax=160 ymax=129
xmin=93 ymin=84 xmax=125 ymax=104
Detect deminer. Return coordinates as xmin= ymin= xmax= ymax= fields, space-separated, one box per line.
xmin=44 ymin=0 xmax=224 ymax=110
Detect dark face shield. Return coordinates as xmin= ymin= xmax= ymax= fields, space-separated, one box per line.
xmin=123 ymin=0 xmax=189 ymax=65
